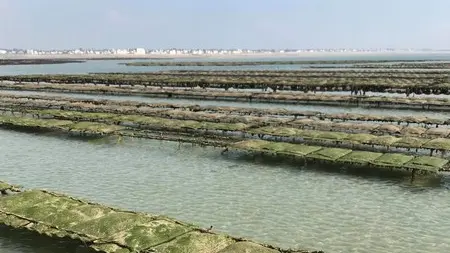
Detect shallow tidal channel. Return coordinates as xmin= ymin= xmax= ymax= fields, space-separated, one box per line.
xmin=1 ymin=129 xmax=450 ymax=253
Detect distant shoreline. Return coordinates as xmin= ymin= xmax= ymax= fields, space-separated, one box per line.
xmin=0 ymin=58 xmax=86 ymax=66
xmin=121 ymin=59 xmax=447 ymax=67
xmin=1 ymin=51 xmax=450 ymax=61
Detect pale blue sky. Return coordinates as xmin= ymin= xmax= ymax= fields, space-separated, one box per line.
xmin=0 ymin=0 xmax=449 ymax=49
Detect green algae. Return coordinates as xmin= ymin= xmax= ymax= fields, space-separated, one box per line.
xmin=394 ymin=137 xmax=429 ymax=148
xmin=370 ymin=153 xmax=414 ymax=168
xmin=298 ymin=130 xmax=322 ymax=139
xmin=0 ymin=115 xmax=73 ymax=129
xmin=0 ymin=115 xmax=121 ymax=135
xmin=0 ymin=181 xmax=21 ymax=192
xmin=153 ymin=231 xmax=235 ymax=253
xmin=69 ymin=122 xmax=124 ymax=134
xmin=337 ymin=151 xmax=383 ymax=165
xmin=403 ymin=156 xmax=449 ymax=172
xmin=280 ymin=144 xmax=323 ymax=156
xmin=306 ymin=148 xmax=352 ymax=161
xmin=0 ymin=188 xmax=308 ymax=253
xmin=249 ymin=126 xmax=450 ymax=153
xmin=232 ymin=140 xmax=449 ymax=172
xmin=233 ymin=140 xmax=268 ymax=150
xmin=365 ymin=136 xmax=401 ymax=146
xmin=13 ymin=109 xmax=450 ymax=155
xmin=343 ymin=133 xmax=376 ymax=143
xmin=249 ymin=127 xmax=301 ymax=137
xmin=0 ymin=190 xmax=192 ymax=252
xmin=314 ymin=131 xmax=349 ymax=141
xmin=262 ymin=141 xmax=291 ymax=153
xmin=33 ymin=109 xmax=249 ymax=132
xmin=232 ymin=140 xmax=321 ymax=156
xmin=422 ymin=138 xmax=450 ymax=150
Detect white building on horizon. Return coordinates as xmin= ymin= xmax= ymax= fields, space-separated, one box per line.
xmin=134 ymin=48 xmax=146 ymax=55
xmin=115 ymin=49 xmax=129 ymax=55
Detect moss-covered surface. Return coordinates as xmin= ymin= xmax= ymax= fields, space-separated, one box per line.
xmin=337 ymin=151 xmax=383 ymax=165
xmin=248 ymin=127 xmax=450 ymax=154
xmin=343 ymin=133 xmax=376 ymax=143
xmin=306 ymin=148 xmax=352 ymax=161
xmin=0 ymin=191 xmax=192 ymax=252
xmin=0 ymin=189 xmax=308 ymax=253
xmin=2 ymin=92 xmax=447 ymax=129
xmin=232 ymin=140 xmax=448 ymax=172
xmin=365 ymin=136 xmax=401 ymax=146
xmin=394 ymin=137 xmax=429 ymax=148
xmin=232 ymin=140 xmax=322 ymax=156
xmin=0 ymin=181 xmax=22 ymax=192
xmin=422 ymin=138 xmax=450 ymax=151
xmin=233 ymin=140 xmax=269 ymax=150
xmin=260 ymin=141 xmax=289 ymax=153
xmin=153 ymin=231 xmax=235 ymax=253
xmin=370 ymin=153 xmax=414 ymax=168
xmin=0 ymin=115 xmax=124 ymax=136
xmin=6 ymin=110 xmax=450 ymax=158
xmin=280 ymin=144 xmax=323 ymax=156
xmin=248 ymin=127 xmax=301 ymax=137
xmin=0 ymin=116 xmax=73 ymax=129
xmin=69 ymin=122 xmax=124 ymax=134
xmin=315 ymin=131 xmax=349 ymax=141
xmin=403 ymin=156 xmax=449 ymax=172
xmin=297 ymin=130 xmax=322 ymax=139
xmin=33 ymin=110 xmax=249 ymax=132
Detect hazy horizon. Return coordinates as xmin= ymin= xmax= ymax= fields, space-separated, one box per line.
xmin=1 ymin=0 xmax=449 ymax=50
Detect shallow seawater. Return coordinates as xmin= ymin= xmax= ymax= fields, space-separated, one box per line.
xmin=1 ymin=130 xmax=450 ymax=253
xmin=0 ymin=226 xmax=84 ymax=253
xmin=1 ymin=54 xmax=450 ymax=75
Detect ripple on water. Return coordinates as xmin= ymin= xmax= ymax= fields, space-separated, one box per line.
xmin=1 ymin=130 xmax=450 ymax=253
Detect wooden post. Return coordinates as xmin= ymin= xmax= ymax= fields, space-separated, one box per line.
xmin=410 ymin=169 xmax=417 ymax=183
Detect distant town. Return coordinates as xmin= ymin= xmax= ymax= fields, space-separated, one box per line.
xmin=0 ymin=48 xmax=444 ymax=56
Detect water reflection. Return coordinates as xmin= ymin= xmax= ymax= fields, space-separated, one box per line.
xmin=0 ymin=226 xmax=85 ymax=253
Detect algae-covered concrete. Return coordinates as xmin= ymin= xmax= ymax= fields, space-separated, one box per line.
xmin=231 ymin=140 xmax=449 ymax=173
xmin=0 ymin=187 xmax=317 ymax=253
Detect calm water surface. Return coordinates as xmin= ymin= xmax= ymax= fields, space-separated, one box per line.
xmin=1 ymin=53 xmax=450 ymax=75
xmin=1 ymin=131 xmax=450 ymax=253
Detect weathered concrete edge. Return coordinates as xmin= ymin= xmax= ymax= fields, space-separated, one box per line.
xmin=0 ymin=184 xmax=322 ymax=253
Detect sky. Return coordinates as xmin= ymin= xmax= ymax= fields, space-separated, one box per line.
xmin=0 ymin=0 xmax=449 ymax=50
